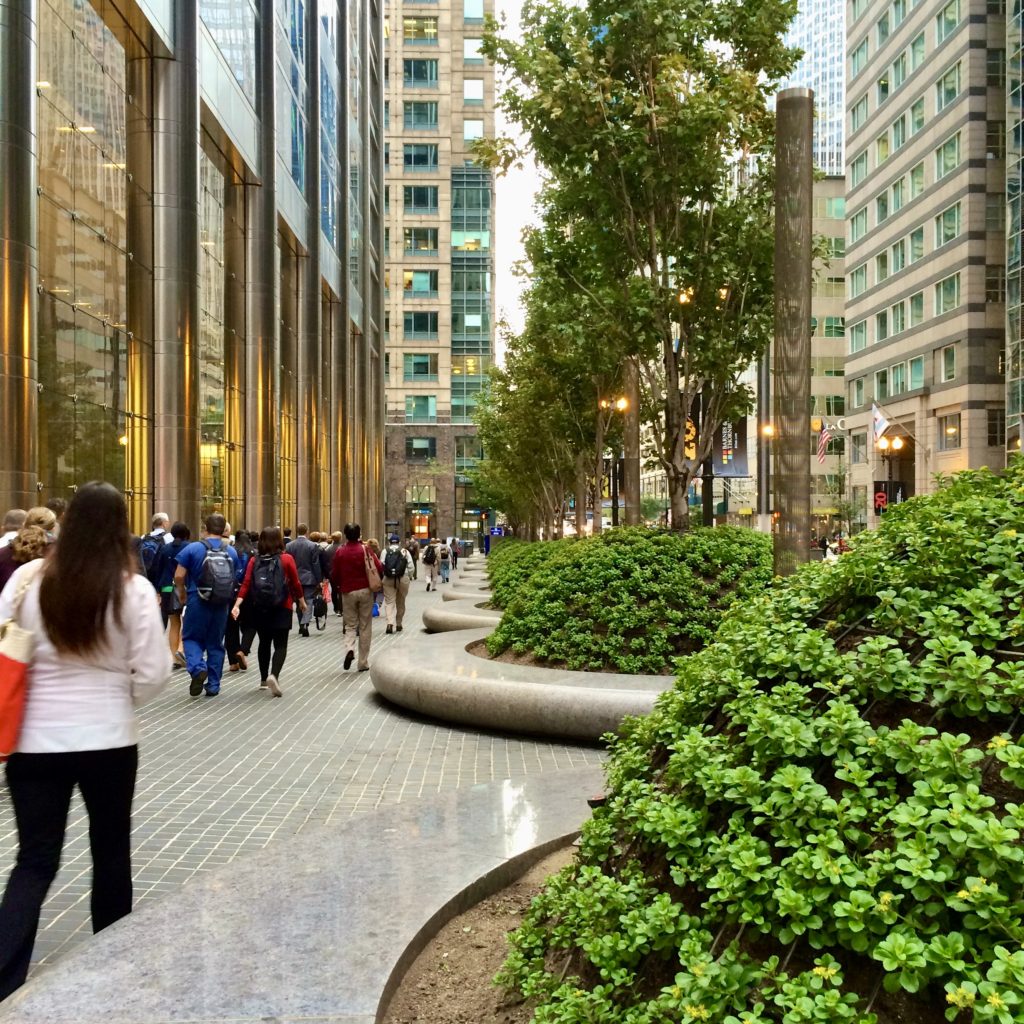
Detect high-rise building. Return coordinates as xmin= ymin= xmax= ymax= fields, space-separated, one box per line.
xmin=784 ymin=0 xmax=849 ymax=174
xmin=383 ymin=0 xmax=495 ymax=545
xmin=843 ymin=0 xmax=1007 ymax=523
xmin=0 ymin=1 xmax=385 ymax=533
xmin=1007 ymin=0 xmax=1023 ymax=454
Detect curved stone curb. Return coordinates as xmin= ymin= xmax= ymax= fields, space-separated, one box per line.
xmin=442 ymin=587 xmax=492 ymax=602
xmin=371 ymin=627 xmax=668 ymax=740
xmin=423 ymin=603 xmax=503 ymax=633
xmin=0 ymin=769 xmax=603 ymax=1024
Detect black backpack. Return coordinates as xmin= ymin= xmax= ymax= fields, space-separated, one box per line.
xmin=383 ymin=548 xmax=407 ymax=580
xmin=197 ymin=540 xmax=235 ymax=605
xmin=139 ymin=533 xmax=163 ymax=582
xmin=422 ymin=544 xmax=437 ymax=566
xmin=251 ymin=554 xmax=287 ymax=609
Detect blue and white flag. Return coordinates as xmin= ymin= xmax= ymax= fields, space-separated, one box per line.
xmin=871 ymin=403 xmax=889 ymax=441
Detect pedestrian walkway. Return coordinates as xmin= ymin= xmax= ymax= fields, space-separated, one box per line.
xmin=0 ymin=565 xmax=602 ymax=971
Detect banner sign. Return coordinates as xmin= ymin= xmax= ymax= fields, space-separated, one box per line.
xmin=873 ymin=480 xmax=907 ymax=515
xmin=713 ymin=420 xmax=749 ymax=477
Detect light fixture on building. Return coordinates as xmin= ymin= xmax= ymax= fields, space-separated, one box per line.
xmin=118 ymin=434 xmax=128 ymax=447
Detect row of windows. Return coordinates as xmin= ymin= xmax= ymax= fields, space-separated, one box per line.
xmin=848 ymin=410 xmax=1003 ymax=460
xmin=389 ymin=226 xmax=492 ymax=254
xmin=393 ymin=310 xmax=492 ymax=338
xmin=395 ymin=59 xmax=487 ymax=105
xmin=851 ymin=0 xmax=961 ymax=81
xmin=849 ymin=345 xmax=955 ymax=409
xmin=849 ymin=272 xmax=965 ymax=351
xmin=851 ymin=29 xmax=926 ymax=128
xmin=402 ymin=391 xmax=483 ymax=424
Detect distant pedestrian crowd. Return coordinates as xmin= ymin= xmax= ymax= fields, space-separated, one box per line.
xmin=0 ymin=483 xmax=466 ymax=1002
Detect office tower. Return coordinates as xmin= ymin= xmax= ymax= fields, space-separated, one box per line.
xmin=843 ymin=0 xmax=1007 ymax=523
xmin=0 ymin=1 xmax=385 ymax=533
xmin=1008 ymin=0 xmax=1023 ymax=453
xmin=383 ymin=0 xmax=496 ymax=545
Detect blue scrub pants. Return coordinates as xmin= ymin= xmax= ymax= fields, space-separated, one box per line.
xmin=182 ymin=598 xmax=230 ymax=694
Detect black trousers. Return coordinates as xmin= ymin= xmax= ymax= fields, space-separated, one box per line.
xmin=0 ymin=746 xmax=138 ymax=1001
xmin=241 ymin=611 xmax=291 ymax=681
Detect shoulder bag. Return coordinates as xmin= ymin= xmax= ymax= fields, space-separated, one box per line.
xmin=0 ymin=564 xmax=42 ymax=761
xmin=363 ymin=544 xmax=383 ymax=592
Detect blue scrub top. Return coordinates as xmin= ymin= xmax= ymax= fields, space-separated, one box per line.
xmin=176 ymin=538 xmax=240 ymax=600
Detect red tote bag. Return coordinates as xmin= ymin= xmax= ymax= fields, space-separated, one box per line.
xmin=0 ymin=566 xmax=40 ymax=761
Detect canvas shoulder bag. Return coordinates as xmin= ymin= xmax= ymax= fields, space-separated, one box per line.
xmin=363 ymin=544 xmax=383 ymax=592
xmin=0 ymin=563 xmax=43 ymax=760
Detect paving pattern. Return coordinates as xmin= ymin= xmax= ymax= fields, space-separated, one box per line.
xmin=0 ymin=567 xmax=603 ymax=968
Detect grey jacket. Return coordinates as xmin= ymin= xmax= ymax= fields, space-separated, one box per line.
xmin=287 ymin=535 xmax=323 ymax=587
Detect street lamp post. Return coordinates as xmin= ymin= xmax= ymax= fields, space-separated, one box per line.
xmin=598 ymin=395 xmax=629 ymax=530
xmin=877 ymin=433 xmax=904 ymax=481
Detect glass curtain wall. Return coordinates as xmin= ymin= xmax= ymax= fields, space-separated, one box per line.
xmin=276 ymin=0 xmax=307 ymax=191
xmin=200 ymin=0 xmax=259 ymax=106
xmin=349 ymin=0 xmax=363 ymax=295
xmin=36 ymin=0 xmax=136 ymax=502
xmin=279 ymin=240 xmax=300 ymax=528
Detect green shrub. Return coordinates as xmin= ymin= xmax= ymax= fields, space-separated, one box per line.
xmin=498 ymin=462 xmax=1024 ymax=1023
xmin=487 ymin=538 xmax=574 ymax=610
xmin=487 ymin=526 xmax=773 ymax=674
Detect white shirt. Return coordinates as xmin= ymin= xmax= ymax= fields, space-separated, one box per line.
xmin=0 ymin=562 xmax=171 ymax=753
xmin=0 ymin=531 xmax=16 ymax=549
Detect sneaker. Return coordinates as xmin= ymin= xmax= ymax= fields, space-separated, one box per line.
xmin=266 ymin=674 xmax=282 ymax=697
xmin=397 ymin=625 xmax=403 ymax=632
xmin=237 ymin=652 xmax=248 ymax=671
xmin=173 ymin=651 xmax=187 ymax=669
xmin=358 ymin=665 xmax=370 ymax=672
xmin=386 ymin=624 xmax=393 ymax=635
xmin=344 ymin=650 xmax=354 ymax=670
xmin=189 ymin=669 xmax=208 ymax=697
xmin=228 ymin=664 xmax=240 ymax=673
xmin=204 ymin=687 xmax=219 ymax=697
xmin=426 ymin=583 xmax=431 ymax=592
xmin=259 ymin=679 xmax=268 ymax=689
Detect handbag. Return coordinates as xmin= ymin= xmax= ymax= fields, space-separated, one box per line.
xmin=0 ymin=564 xmax=42 ymax=761
xmin=363 ymin=544 xmax=383 ymax=592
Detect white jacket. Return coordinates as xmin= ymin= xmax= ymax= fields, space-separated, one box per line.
xmin=0 ymin=562 xmax=171 ymax=753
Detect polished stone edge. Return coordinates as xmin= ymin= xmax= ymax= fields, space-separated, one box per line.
xmin=422 ymin=604 xmax=502 ymax=633
xmin=442 ymin=587 xmax=491 ymax=602
xmin=370 ymin=627 xmax=667 ymax=741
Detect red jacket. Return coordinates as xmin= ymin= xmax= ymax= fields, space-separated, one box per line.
xmin=237 ymin=552 xmax=304 ymax=609
xmin=331 ymin=541 xmax=384 ymax=594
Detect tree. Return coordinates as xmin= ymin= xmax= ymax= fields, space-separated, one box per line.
xmin=480 ymin=0 xmax=799 ymax=530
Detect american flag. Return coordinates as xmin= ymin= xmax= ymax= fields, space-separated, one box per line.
xmin=817 ymin=423 xmax=832 ymax=464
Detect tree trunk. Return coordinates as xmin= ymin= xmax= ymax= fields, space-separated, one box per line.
xmin=668 ymin=468 xmax=693 ymax=533
xmin=575 ymin=453 xmax=587 ymax=536
xmin=593 ymin=416 xmax=605 ymax=534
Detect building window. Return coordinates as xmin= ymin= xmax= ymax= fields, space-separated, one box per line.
xmin=936 ymin=133 xmax=961 ymax=179
xmin=893 ymin=0 xmax=908 ymax=22
xmin=891 ymin=361 xmax=907 ymax=395
xmin=406 ymin=436 xmax=437 ymax=461
xmin=891 ymin=177 xmax=904 ymax=212
xmin=464 ymin=0 xmax=485 ymax=22
xmin=877 ymin=11 xmax=890 ymax=43
xmin=850 ymin=207 xmax=868 ymax=242
xmin=910 ymin=161 xmax=925 ymax=197
xmin=910 ymin=226 xmax=925 ymax=263
xmin=938 ymin=412 xmax=961 ymax=450
xmin=463 ymin=118 xmax=484 ymax=141
xmin=403 ymin=311 xmax=439 ymax=339
xmin=463 ymin=78 xmax=484 ymax=104
xmin=876 ymin=251 xmax=889 ymax=283
xmin=853 ymin=378 xmax=866 ymax=408
xmin=851 ymin=150 xmax=868 ymax=186
xmin=876 ymin=310 xmax=889 ymax=342
xmin=404 ymin=58 xmax=439 ymax=86
xmin=850 ymin=264 xmax=867 ymax=298
xmin=892 ymin=238 xmax=906 ymax=273
xmin=936 ymin=0 xmax=961 ymax=42
xmin=850 ymin=320 xmax=867 ymax=353
xmin=987 ymin=192 xmax=1006 ymax=230
xmin=851 ymin=94 xmax=868 ymax=132
xmin=986 ymin=265 xmax=1006 ymax=302
xmin=826 ymin=395 xmax=846 ymax=416
xmin=910 ymin=356 xmax=925 ymax=389
xmin=891 ymin=301 xmax=906 ymax=334
xmin=852 ymin=431 xmax=868 ymax=463
xmin=451 ymin=230 xmax=490 ymax=251
xmin=851 ymin=39 xmax=869 ymax=79
xmin=988 ymin=0 xmax=1006 ymax=11
xmin=988 ymin=408 xmax=1006 ymax=446
xmin=403 ymin=16 xmax=439 ymax=43
xmin=403 ymin=143 xmax=439 ymax=172
xmin=875 ymin=369 xmax=889 ymax=400
xmin=935 ymin=62 xmax=961 ymax=112
xmin=941 ymin=343 xmax=957 ymax=381
xmin=405 ymin=395 xmax=438 ymax=423
xmin=876 ymin=191 xmax=889 ymax=222
xmin=403 ymin=269 xmax=439 ymax=297
xmin=404 ymin=185 xmax=439 ymax=213
xmin=403 ymin=353 xmax=439 ymax=381
xmin=406 ymin=484 xmax=437 ymax=504
xmin=988 ymin=49 xmax=1006 ymax=86
xmin=935 ymin=274 xmax=960 ymax=315
xmin=853 ymin=0 xmax=869 ymax=19
xmin=987 ymin=120 xmax=1005 ymax=158
xmin=893 ymin=53 xmax=907 ymax=88
xmin=910 ymin=97 xmax=925 ymax=135
xmin=404 ymin=101 xmax=439 ymax=129
xmin=910 ymin=291 xmax=924 ymax=325
xmin=911 ymin=32 xmax=925 ymax=70
xmin=935 ymin=202 xmax=961 ymax=246
xmin=825 ymin=197 xmax=846 ymax=218
xmin=463 ymin=37 xmax=484 ymax=63
xmin=892 ymin=115 xmax=907 ymax=151
xmin=877 ymin=76 xmax=890 ymax=106
xmin=824 ymin=316 xmax=845 ymax=337
xmin=403 ymin=226 xmax=439 ymax=253
xmin=828 ymin=236 xmax=846 ymax=258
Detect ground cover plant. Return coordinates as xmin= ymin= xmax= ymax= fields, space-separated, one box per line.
xmin=487 ymin=539 xmax=571 ymax=611
xmin=497 ymin=462 xmax=1024 ymax=1022
xmin=487 ymin=527 xmax=773 ymax=674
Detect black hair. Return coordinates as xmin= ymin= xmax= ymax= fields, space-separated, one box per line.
xmin=343 ymin=523 xmax=361 ymax=542
xmin=170 ymin=521 xmax=191 ymax=541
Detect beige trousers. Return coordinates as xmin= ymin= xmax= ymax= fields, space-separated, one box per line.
xmin=382 ymin=577 xmax=410 ymax=628
xmin=342 ymin=587 xmax=374 ymax=669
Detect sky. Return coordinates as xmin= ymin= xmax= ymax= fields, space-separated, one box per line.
xmin=493 ymin=0 xmax=542 ymax=355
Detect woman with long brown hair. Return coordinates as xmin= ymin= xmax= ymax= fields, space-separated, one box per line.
xmin=0 ymin=482 xmax=170 ymax=1001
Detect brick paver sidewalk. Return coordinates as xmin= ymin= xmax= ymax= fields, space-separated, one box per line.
xmin=0 ymin=570 xmax=603 ymax=968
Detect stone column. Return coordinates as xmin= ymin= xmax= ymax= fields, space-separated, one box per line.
xmin=0 ymin=1 xmax=39 ymax=509
xmin=772 ymin=88 xmax=814 ymax=575
xmin=151 ymin=4 xmax=201 ymax=527
xmin=223 ymin=180 xmax=246 ymax=529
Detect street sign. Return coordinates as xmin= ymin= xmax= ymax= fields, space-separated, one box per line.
xmin=489 ymin=527 xmax=503 ymax=536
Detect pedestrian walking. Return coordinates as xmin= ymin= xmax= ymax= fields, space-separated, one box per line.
xmin=0 ymin=508 xmax=56 ymax=591
xmin=225 ymin=530 xmax=255 ymax=673
xmin=43 ymin=498 xmax=66 ymax=539
xmin=439 ymin=539 xmax=451 ymax=584
xmin=173 ymin=514 xmax=239 ymax=698
xmin=0 ymin=482 xmax=170 ymax=1001
xmin=286 ymin=524 xmax=322 ymax=638
xmin=153 ymin=522 xmax=190 ymax=670
xmin=421 ymin=537 xmax=440 ymax=591
xmin=381 ymin=534 xmax=413 ymax=634
xmin=406 ymin=534 xmax=420 ymax=580
xmin=321 ymin=531 xmax=342 ymax=615
xmin=232 ymin=527 xmax=304 ymax=697
xmin=450 ymin=538 xmax=459 ymax=571
xmin=0 ymin=510 xmax=26 ymax=550
xmin=330 ymin=523 xmax=384 ymax=672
